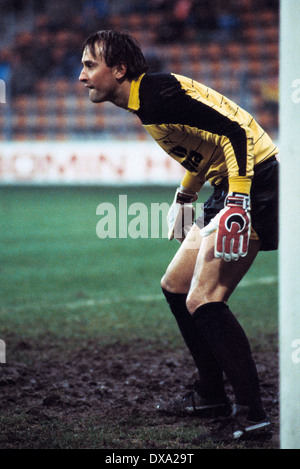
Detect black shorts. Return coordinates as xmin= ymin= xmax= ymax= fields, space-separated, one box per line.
xmin=202 ymin=156 xmax=279 ymax=251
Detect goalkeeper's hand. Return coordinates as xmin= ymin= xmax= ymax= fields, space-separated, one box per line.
xmin=167 ymin=186 xmax=198 ymax=243
xmin=200 ymin=192 xmax=251 ymax=261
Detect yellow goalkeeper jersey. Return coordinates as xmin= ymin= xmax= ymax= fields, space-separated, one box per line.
xmin=128 ymin=73 xmax=278 ymax=195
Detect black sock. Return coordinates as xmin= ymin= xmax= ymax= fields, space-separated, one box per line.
xmin=162 ymin=288 xmax=227 ymax=402
xmin=192 ymin=302 xmax=265 ymax=421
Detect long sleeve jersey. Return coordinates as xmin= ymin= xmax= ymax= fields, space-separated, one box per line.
xmin=127 ymin=73 xmax=278 ymax=195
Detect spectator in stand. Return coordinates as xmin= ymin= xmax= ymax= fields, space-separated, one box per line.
xmin=156 ymin=0 xmax=194 ymax=42
xmin=80 ymin=0 xmax=110 ymax=33
xmin=191 ymin=0 xmax=218 ymax=40
xmin=9 ymin=32 xmax=36 ymax=96
xmin=216 ymin=4 xmax=241 ymax=41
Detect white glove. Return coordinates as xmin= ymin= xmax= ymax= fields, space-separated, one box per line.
xmin=201 ymin=192 xmax=251 ymax=261
xmin=167 ymin=186 xmax=198 ymax=243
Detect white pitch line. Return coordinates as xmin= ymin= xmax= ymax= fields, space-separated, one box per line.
xmin=64 ymin=275 xmax=278 ymax=310
xmin=3 ymin=275 xmax=277 ymax=313
xmin=64 ymin=294 xmax=163 ymax=309
xmin=239 ymin=275 xmax=277 ymax=288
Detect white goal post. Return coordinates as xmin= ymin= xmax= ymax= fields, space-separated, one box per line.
xmin=279 ymin=0 xmax=300 ymax=449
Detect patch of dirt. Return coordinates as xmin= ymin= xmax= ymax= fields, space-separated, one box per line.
xmin=0 ymin=339 xmax=279 ymax=448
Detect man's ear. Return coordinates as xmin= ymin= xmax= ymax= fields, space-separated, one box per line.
xmin=115 ymin=63 xmax=127 ymax=80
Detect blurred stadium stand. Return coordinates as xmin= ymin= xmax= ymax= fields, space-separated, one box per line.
xmin=0 ymin=0 xmax=279 ymax=141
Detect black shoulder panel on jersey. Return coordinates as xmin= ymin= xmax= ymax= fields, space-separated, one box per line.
xmin=136 ymin=73 xmax=247 ymax=176
xmin=137 ymin=73 xmax=186 ymax=124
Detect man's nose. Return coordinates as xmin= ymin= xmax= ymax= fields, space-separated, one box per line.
xmin=79 ymin=68 xmax=87 ymax=82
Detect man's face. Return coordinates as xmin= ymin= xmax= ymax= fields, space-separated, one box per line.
xmin=79 ymin=43 xmax=118 ymax=104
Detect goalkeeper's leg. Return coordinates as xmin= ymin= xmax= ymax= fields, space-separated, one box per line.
xmin=162 ymin=287 xmax=228 ymax=404
xmin=161 ymin=226 xmax=228 ymax=405
xmin=161 ymin=224 xmax=266 ymax=421
xmin=185 ymin=230 xmax=266 ymax=421
xmin=160 ymin=228 xmax=229 ymax=412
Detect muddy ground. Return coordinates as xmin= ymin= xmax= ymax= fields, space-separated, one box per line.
xmin=0 ymin=339 xmax=279 ymax=449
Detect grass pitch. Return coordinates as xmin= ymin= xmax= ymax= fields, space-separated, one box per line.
xmin=0 ymin=185 xmax=278 ymax=449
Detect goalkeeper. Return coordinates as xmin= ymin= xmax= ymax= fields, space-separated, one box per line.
xmin=79 ymin=30 xmax=279 ymax=441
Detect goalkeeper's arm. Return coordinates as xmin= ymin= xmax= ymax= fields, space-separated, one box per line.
xmin=167 ymin=185 xmax=199 ymax=243
xmin=167 ymin=172 xmax=204 ymax=243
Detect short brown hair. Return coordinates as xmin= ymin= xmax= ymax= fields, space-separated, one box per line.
xmin=83 ymin=30 xmax=148 ymax=80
